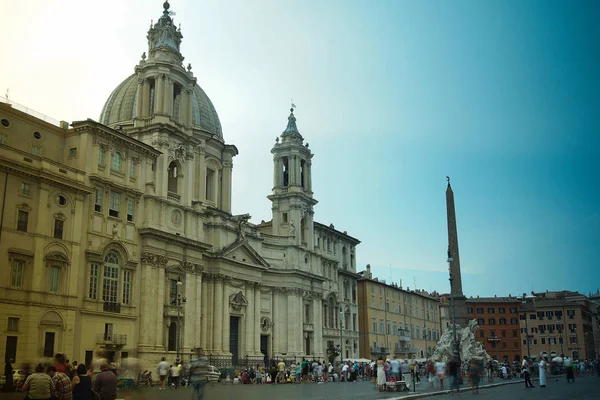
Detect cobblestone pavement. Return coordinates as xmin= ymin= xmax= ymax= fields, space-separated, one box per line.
xmin=2 ymin=375 xmax=598 ymax=400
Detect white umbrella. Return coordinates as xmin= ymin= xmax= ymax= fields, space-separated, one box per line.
xmin=552 ymin=356 xmax=563 ymax=363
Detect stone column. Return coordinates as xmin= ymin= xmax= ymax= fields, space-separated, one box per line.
xmin=313 ymin=296 xmax=323 ymax=358
xmin=195 ymin=273 xmax=202 ymax=349
xmin=142 ymin=80 xmax=150 ymax=117
xmin=287 ymin=292 xmax=296 ymax=355
xmin=245 ymin=284 xmax=254 ymax=355
xmin=254 ymin=284 xmax=261 ymax=355
xmin=184 ymin=154 xmax=194 ymax=205
xmin=155 ymin=267 xmax=166 ymax=349
xmin=139 ymin=263 xmax=152 ymax=347
xmin=272 ymin=289 xmax=279 ymax=354
xmin=186 ymin=89 xmax=193 ymax=127
xmin=289 ymin=156 xmax=296 ymax=185
xmin=222 ymin=278 xmax=230 ymax=353
xmin=306 ymin=162 xmax=312 ymax=192
xmin=221 ymin=161 xmax=232 ymax=213
xmin=135 ymin=79 xmax=144 ymax=118
xmin=200 ymin=277 xmax=208 ymax=352
xmin=212 ymin=277 xmax=223 ymax=352
xmin=163 ymin=77 xmax=173 ymax=116
xmin=155 ymin=75 xmax=164 ymax=114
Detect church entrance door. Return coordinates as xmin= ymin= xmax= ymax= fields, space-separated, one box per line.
xmin=260 ymin=335 xmax=269 ymax=364
xmin=230 ymin=316 xmax=240 ymax=366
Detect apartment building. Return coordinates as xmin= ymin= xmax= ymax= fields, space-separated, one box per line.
xmin=520 ymin=291 xmax=596 ymax=360
xmin=357 ymin=265 xmax=441 ymax=360
xmin=466 ymin=297 xmax=521 ymax=362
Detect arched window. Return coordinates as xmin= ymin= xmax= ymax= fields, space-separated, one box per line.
xmin=342 ymin=247 xmax=348 ymax=269
xmin=103 ymin=252 xmax=120 ymax=309
xmin=168 ymin=161 xmax=178 ymax=193
xmin=328 ymin=297 xmax=336 ymax=328
xmin=112 ymin=152 xmax=122 ymax=171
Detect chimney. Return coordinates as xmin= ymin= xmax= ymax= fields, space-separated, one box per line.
xmin=60 ymin=121 xmax=69 ymax=129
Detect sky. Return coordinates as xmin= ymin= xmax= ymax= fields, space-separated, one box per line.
xmin=0 ymin=0 xmax=598 ymax=298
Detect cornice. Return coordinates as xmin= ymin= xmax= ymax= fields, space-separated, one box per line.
xmin=0 ymin=160 xmax=93 ymax=195
xmin=89 ymin=174 xmax=144 ymax=199
xmin=137 ymin=227 xmax=213 ymax=251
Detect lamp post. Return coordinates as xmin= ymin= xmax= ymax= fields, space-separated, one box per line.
xmin=173 ymin=277 xmax=187 ymax=363
xmin=447 ymin=248 xmax=459 ymax=361
xmin=557 ymin=319 xmax=564 ymax=356
xmin=423 ymin=323 xmax=428 ymax=359
xmin=339 ymin=308 xmax=344 ymax=364
xmin=521 ymin=294 xmax=531 ymax=359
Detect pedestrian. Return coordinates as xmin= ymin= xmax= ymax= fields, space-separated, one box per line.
xmin=22 ymin=364 xmax=55 ymax=400
xmin=521 ymin=356 xmax=534 ymax=388
xmin=3 ymin=358 xmax=14 ymax=392
xmin=71 ymin=364 xmax=93 ymax=400
xmin=92 ymin=361 xmax=117 ymax=400
xmin=157 ymin=357 xmax=169 ymax=390
xmin=448 ymin=357 xmax=460 ymax=394
xmin=47 ymin=365 xmax=72 ymax=400
xmin=376 ymin=356 xmax=386 ymax=392
xmin=538 ymin=359 xmax=547 ymax=388
xmin=434 ymin=359 xmax=446 ymax=390
xmin=170 ymin=363 xmax=180 ymax=388
xmin=564 ymin=357 xmax=574 ymax=382
xmin=468 ymin=359 xmax=481 ymax=394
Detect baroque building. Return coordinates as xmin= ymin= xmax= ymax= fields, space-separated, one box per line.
xmin=0 ymin=2 xmax=360 ymax=367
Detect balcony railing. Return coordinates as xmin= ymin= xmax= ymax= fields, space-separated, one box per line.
xmin=370 ymin=347 xmax=390 ymax=355
xmin=103 ymin=302 xmax=121 ymax=313
xmin=399 ymin=335 xmax=411 ymax=342
xmin=487 ymin=336 xmax=501 ymax=342
xmin=395 ymin=346 xmax=418 ymax=355
xmin=167 ymin=192 xmax=181 ymax=202
xmin=96 ymin=333 xmax=127 ymax=346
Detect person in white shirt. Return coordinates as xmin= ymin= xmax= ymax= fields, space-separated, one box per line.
xmin=501 ymin=365 xmax=508 ymax=379
xmin=521 ymin=357 xmax=534 ymax=388
xmin=170 ymin=363 xmax=180 ymax=388
xmin=157 ymin=357 xmax=169 ymax=390
xmin=341 ymin=363 xmax=349 ymax=382
xmin=435 ymin=361 xmax=446 ymax=390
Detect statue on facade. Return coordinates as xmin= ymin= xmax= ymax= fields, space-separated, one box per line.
xmin=431 ymin=319 xmax=490 ymax=363
xmin=289 ymin=220 xmax=296 ymax=236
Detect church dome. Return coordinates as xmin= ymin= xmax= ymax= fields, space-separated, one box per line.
xmin=99 ymin=74 xmax=223 ymax=138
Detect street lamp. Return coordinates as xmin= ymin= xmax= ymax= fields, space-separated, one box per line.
xmin=521 ymin=294 xmax=531 ymax=359
xmin=557 ymin=319 xmax=564 ymax=357
xmin=172 ymin=277 xmax=187 ymax=363
xmin=447 ymin=247 xmax=459 ymax=362
xmin=339 ymin=308 xmax=344 ymax=364
xmin=423 ymin=323 xmax=428 ymax=359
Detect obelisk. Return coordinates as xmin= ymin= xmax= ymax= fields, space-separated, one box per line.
xmin=446 ymin=177 xmax=468 ymax=325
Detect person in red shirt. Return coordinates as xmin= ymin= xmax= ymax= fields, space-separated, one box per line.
xmin=47 ymin=365 xmax=72 ymax=400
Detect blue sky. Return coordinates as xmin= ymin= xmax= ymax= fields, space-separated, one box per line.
xmin=0 ymin=0 xmax=598 ymax=297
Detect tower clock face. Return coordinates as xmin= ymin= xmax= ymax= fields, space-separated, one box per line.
xmin=171 ymin=210 xmax=182 ymax=227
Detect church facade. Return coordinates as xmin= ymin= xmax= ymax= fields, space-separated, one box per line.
xmin=0 ymin=2 xmax=360 ymax=367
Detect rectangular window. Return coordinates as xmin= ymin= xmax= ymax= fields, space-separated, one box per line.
xmin=372 ymin=319 xmax=377 ymax=333
xmin=510 ymin=307 xmax=517 ymax=313
xmin=170 ymin=279 xmax=178 ymax=304
xmin=488 ymin=318 xmax=496 ymax=325
xmin=499 ymin=308 xmax=505 ymax=313
xmin=488 ymin=308 xmax=495 ymax=313
xmin=379 ymin=299 xmax=382 ymax=309
xmin=541 ymin=337 xmax=546 ymax=344
xmin=122 ymin=270 xmax=131 ymax=304
xmin=510 ymin=318 xmax=518 ymax=324
xmin=7 ymin=317 xmax=19 ymax=332
xmin=31 ymin=145 xmax=42 ymax=156
xmin=499 ymin=318 xmax=506 ymax=325
xmin=205 ymin=169 xmax=215 ymax=201
xmin=529 ymin=314 xmax=536 ymax=320
xmin=379 ymin=321 xmax=384 ymax=334
xmin=467 ymin=307 xmax=474 ymax=313
xmin=282 ymin=213 xmax=288 ymax=223
xmin=11 ymin=260 xmax=25 ymax=288
xmin=49 ymin=266 xmax=60 ymax=293
xmin=476 ymin=308 xmax=484 ymax=313
xmin=0 ymin=133 xmax=7 ymax=145
xmin=102 ymin=265 xmax=119 ymax=304
xmin=501 ymin=330 xmax=506 ymax=337
xmin=129 ymin=160 xmax=136 ymax=177
xmin=53 ymin=219 xmax=64 ymax=239
xmin=567 ymin=310 xmax=575 ymax=318
xmin=98 ymin=146 xmax=105 ymax=166
xmin=17 ymin=210 xmax=29 ymax=232
xmin=95 ymin=189 xmax=103 ymax=212
xmin=126 ymin=199 xmax=134 ymax=222
xmin=109 ymin=191 xmax=120 ymax=217
xmin=20 ymin=182 xmax=30 ymax=195
xmin=69 ymin=147 xmax=78 ymax=158
xmin=43 ymin=332 xmax=55 ymax=357
xmin=352 ymin=313 xmax=357 ymax=331
xmin=387 ymin=321 xmax=391 ymax=335
xmin=477 ymin=318 xmax=484 ymax=325
xmin=371 ymin=296 xmax=374 ymax=307
xmin=89 ymin=263 xmax=99 ymax=299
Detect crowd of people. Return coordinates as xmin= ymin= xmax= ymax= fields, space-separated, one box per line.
xmin=2 ymin=353 xmax=119 ymax=400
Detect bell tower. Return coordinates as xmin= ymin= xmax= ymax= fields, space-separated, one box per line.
xmin=268 ymin=108 xmax=317 ymax=247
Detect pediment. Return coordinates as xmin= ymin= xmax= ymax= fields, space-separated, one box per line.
xmin=220 ymin=240 xmax=270 ymax=268
xmin=229 ymin=291 xmax=249 ymax=307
